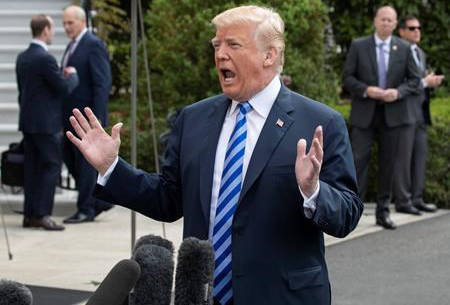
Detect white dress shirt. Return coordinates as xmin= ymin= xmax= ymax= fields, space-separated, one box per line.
xmin=374 ymin=34 xmax=392 ymax=72
xmin=31 ymin=39 xmax=48 ymax=52
xmin=98 ymin=75 xmax=319 ymax=239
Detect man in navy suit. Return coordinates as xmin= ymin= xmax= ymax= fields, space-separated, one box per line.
xmin=343 ymin=6 xmax=421 ymax=229
xmin=16 ymin=14 xmax=78 ymax=230
xmin=61 ymin=5 xmax=113 ymax=224
xmin=66 ymin=6 xmax=363 ymax=305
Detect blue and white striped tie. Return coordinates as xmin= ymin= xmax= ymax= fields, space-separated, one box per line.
xmin=213 ymin=102 xmax=252 ymax=305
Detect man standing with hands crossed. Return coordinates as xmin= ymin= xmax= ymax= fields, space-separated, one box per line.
xmin=66 ymin=6 xmax=362 ymax=305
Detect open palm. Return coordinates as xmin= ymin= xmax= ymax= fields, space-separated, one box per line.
xmin=295 ymin=126 xmax=323 ymax=197
xmin=66 ymin=107 xmax=122 ymax=175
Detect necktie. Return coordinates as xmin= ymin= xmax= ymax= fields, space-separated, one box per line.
xmin=377 ymin=42 xmax=387 ymax=89
xmin=213 ymin=102 xmax=252 ymax=305
xmin=62 ymin=40 xmax=76 ymax=68
xmin=414 ymin=47 xmax=423 ymax=69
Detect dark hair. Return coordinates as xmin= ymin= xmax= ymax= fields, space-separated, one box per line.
xmin=399 ymin=15 xmax=418 ymax=29
xmin=30 ymin=14 xmax=50 ymax=37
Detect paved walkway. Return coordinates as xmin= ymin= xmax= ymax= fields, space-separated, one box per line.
xmin=0 ymin=188 xmax=447 ymax=293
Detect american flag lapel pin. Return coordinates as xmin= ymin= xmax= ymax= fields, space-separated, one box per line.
xmin=276 ymin=118 xmax=284 ymax=127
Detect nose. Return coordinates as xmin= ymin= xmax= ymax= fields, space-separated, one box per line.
xmin=215 ymin=46 xmax=229 ymax=60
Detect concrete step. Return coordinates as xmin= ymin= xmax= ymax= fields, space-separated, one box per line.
xmin=0 ymin=1 xmax=70 ymax=11
xmin=0 ymin=63 xmax=15 ymax=82
xmin=0 ymin=123 xmax=21 ymax=146
xmin=0 ymin=82 xmax=17 ymax=104
xmin=0 ymin=27 xmax=69 ymax=45
xmin=0 ymin=103 xmax=19 ymax=125
xmin=0 ymin=44 xmax=66 ymax=64
xmin=0 ymin=10 xmax=64 ymax=28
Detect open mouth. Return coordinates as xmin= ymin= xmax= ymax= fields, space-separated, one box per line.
xmin=221 ymin=69 xmax=236 ymax=83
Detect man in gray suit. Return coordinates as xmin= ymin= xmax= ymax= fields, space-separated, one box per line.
xmin=343 ymin=6 xmax=421 ymax=229
xmin=398 ymin=15 xmax=444 ymax=213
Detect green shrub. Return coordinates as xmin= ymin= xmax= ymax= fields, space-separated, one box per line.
xmin=330 ymin=97 xmax=450 ymax=208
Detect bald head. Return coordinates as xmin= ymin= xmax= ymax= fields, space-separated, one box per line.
xmin=374 ymin=6 xmax=397 ymax=40
xmin=63 ymin=5 xmax=86 ymax=40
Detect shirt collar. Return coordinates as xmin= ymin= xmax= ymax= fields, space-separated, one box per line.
xmin=74 ymin=28 xmax=88 ymax=43
xmin=31 ymin=39 xmax=48 ymax=51
xmin=374 ymin=34 xmax=392 ymax=46
xmin=229 ymin=75 xmax=281 ymax=118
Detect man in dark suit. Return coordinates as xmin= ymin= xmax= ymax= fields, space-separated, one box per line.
xmin=61 ymin=5 xmax=113 ymax=224
xmin=343 ymin=6 xmax=421 ymax=230
xmin=398 ymin=15 xmax=444 ymax=213
xmin=66 ymin=6 xmax=363 ymax=305
xmin=16 ymin=14 xmax=78 ymax=230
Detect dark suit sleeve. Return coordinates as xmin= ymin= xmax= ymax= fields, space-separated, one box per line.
xmin=343 ymin=40 xmax=368 ymax=98
xmin=15 ymin=56 xmax=22 ymax=106
xmin=42 ymin=54 xmax=79 ymax=95
xmin=396 ymin=47 xmax=421 ymax=99
xmin=88 ymin=40 xmax=111 ymax=126
xmin=312 ymin=113 xmax=363 ymax=238
xmin=95 ymin=109 xmax=185 ymax=222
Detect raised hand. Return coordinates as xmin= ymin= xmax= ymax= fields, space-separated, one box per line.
xmin=66 ymin=107 xmax=123 ymax=175
xmin=295 ymin=125 xmax=323 ymax=198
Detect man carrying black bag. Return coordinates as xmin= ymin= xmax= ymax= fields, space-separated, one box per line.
xmin=16 ymin=15 xmax=78 ymax=230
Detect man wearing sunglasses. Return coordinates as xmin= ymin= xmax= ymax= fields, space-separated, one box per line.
xmin=343 ymin=6 xmax=421 ymax=230
xmin=398 ymin=15 xmax=445 ymax=213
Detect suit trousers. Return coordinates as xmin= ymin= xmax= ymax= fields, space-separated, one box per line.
xmin=351 ymin=105 xmax=399 ymax=213
xmin=411 ymin=122 xmax=428 ymax=204
xmin=63 ymin=136 xmax=110 ymax=216
xmin=23 ymin=132 xmax=61 ymax=217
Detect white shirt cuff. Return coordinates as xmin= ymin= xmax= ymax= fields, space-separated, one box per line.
xmin=97 ymin=157 xmax=119 ymax=186
xmin=421 ymin=78 xmax=428 ymax=88
xmin=299 ymin=182 xmax=320 ymax=219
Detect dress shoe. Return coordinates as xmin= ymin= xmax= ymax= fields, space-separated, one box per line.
xmin=23 ymin=216 xmax=31 ymax=228
xmin=94 ymin=205 xmax=114 ymax=218
xmin=395 ymin=205 xmax=422 ymax=215
xmin=376 ymin=214 xmax=397 ymax=230
xmin=414 ymin=202 xmax=437 ymax=213
xmin=63 ymin=212 xmax=94 ymax=224
xmin=29 ymin=216 xmax=65 ymax=231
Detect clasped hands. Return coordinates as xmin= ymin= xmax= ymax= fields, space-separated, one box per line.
xmin=366 ymin=86 xmax=398 ymax=102
xmin=67 ymin=108 xmax=323 ymax=197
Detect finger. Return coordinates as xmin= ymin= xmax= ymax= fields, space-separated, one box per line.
xmin=313 ymin=125 xmax=323 ymax=148
xmin=66 ymin=131 xmax=83 ymax=150
xmin=70 ymin=116 xmax=86 ymax=139
xmin=297 ymin=139 xmax=307 ymax=159
xmin=111 ymin=122 xmax=123 ymax=141
xmin=310 ymin=155 xmax=322 ymax=173
xmin=311 ymin=137 xmax=323 ymax=164
xmin=72 ymin=108 xmax=91 ymax=133
xmin=84 ymin=107 xmax=103 ymax=130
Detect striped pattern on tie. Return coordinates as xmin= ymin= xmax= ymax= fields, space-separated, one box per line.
xmin=213 ymin=102 xmax=252 ymax=305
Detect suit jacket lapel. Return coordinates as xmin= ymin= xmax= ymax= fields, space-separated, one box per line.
xmin=368 ymin=36 xmax=378 ymax=79
xmin=387 ymin=36 xmax=398 ymax=74
xmin=239 ymin=85 xmax=294 ymax=202
xmin=199 ymin=96 xmax=230 ymax=223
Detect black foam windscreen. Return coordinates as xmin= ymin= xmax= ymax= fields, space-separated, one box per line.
xmin=133 ymin=234 xmax=174 ymax=255
xmin=130 ymin=244 xmax=174 ymax=305
xmin=86 ymin=259 xmax=141 ymax=305
xmin=174 ymin=237 xmax=215 ymax=305
xmin=0 ymin=279 xmax=33 ymax=305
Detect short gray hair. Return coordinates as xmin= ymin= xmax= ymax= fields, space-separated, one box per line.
xmin=212 ymin=5 xmax=285 ymax=73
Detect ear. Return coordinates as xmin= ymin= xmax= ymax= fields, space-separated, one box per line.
xmin=263 ymin=47 xmax=277 ymax=68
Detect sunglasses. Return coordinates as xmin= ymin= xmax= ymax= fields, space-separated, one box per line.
xmin=407 ymin=26 xmax=421 ymax=31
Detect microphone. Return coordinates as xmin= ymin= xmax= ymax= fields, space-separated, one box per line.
xmin=174 ymin=237 xmax=215 ymax=305
xmin=0 ymin=279 xmax=33 ymax=305
xmin=86 ymin=259 xmax=141 ymax=305
xmin=130 ymin=244 xmax=174 ymax=305
xmin=133 ymin=234 xmax=175 ymax=254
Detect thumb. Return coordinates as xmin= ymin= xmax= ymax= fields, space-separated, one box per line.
xmin=297 ymin=139 xmax=307 ymax=159
xmin=111 ymin=122 xmax=123 ymax=141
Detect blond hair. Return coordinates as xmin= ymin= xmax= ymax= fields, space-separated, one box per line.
xmin=212 ymin=5 xmax=285 ymax=73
